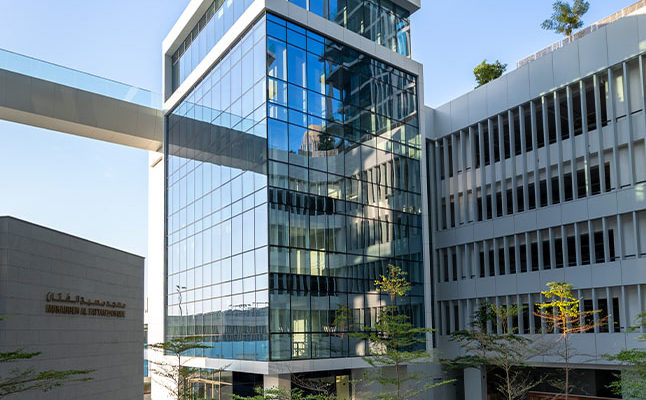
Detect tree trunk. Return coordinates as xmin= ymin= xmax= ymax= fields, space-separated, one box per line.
xmin=564 ymin=333 xmax=569 ymax=400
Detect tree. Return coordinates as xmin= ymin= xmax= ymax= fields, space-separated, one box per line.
xmin=473 ymin=60 xmax=507 ymax=87
xmin=604 ymin=312 xmax=646 ymax=399
xmin=147 ymin=336 xmax=211 ymax=400
xmin=449 ymin=302 xmax=546 ymax=400
xmin=353 ymin=265 xmax=452 ymax=400
xmin=232 ymin=387 xmax=334 ymax=400
xmin=535 ymin=281 xmax=606 ymax=400
xmin=0 ymin=315 xmax=92 ymax=398
xmin=0 ymin=349 xmax=92 ymax=398
xmin=232 ymin=386 xmax=330 ymax=400
xmin=541 ymin=0 xmax=590 ymax=42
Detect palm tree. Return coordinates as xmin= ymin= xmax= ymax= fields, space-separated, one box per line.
xmin=541 ymin=0 xmax=590 ymax=42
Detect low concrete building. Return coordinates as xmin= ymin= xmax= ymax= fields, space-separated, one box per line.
xmin=0 ymin=216 xmax=144 ymax=400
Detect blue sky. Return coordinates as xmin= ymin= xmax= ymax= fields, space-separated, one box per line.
xmin=0 ymin=0 xmax=637 ymax=258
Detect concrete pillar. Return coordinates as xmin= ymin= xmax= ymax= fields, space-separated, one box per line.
xmin=263 ymin=374 xmax=291 ymax=394
xmin=464 ymin=367 xmax=486 ymax=400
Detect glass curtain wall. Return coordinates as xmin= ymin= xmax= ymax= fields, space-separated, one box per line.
xmin=286 ymin=0 xmax=411 ymax=57
xmin=166 ymin=17 xmax=269 ymax=361
xmin=171 ymin=0 xmax=256 ymax=91
xmin=166 ymin=12 xmax=421 ymax=364
xmin=265 ymin=13 xmax=423 ymax=361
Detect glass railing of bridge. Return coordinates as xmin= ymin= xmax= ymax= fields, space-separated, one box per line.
xmin=0 ymin=47 xmax=161 ymax=109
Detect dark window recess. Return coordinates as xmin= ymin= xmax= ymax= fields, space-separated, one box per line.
xmin=448 ymin=140 xmax=453 ymax=177
xmin=567 ymin=235 xmax=577 ymax=266
xmin=594 ymin=231 xmax=605 ymax=263
xmin=584 ymin=299 xmax=594 ymax=328
xmin=498 ymin=247 xmax=506 ymax=275
xmin=559 ymin=89 xmax=570 ymax=140
xmin=523 ymin=105 xmax=533 ymax=152
xmin=503 ymin=116 xmax=511 ymax=159
xmin=439 ymin=142 xmax=445 ymax=179
xmin=563 ymin=173 xmax=574 ymax=201
xmin=608 ymin=229 xmax=616 ymax=261
xmin=580 ymin=232 xmax=591 ymax=265
xmin=533 ymin=303 xmax=542 ymax=333
xmin=572 ymin=85 xmax=583 ymax=136
xmin=476 ymin=196 xmax=483 ymax=222
xmin=513 ymin=110 xmax=522 ymax=156
xmin=488 ymin=248 xmax=495 ymax=276
xmin=511 ymin=308 xmax=519 ymax=332
xmin=577 ymin=169 xmax=587 ymax=198
xmin=449 ymin=198 xmax=455 ymax=227
xmin=453 ymin=304 xmax=460 ymax=332
xmin=506 ymin=189 xmax=514 ymax=214
xmin=527 ymin=183 xmax=536 ymax=210
xmin=585 ymin=80 xmax=597 ymax=132
xmin=508 ymin=245 xmax=516 ymax=274
xmin=598 ymin=298 xmax=609 ymax=333
xmin=585 ymin=81 xmax=600 ymax=132
xmin=452 ymin=252 xmax=457 ymax=281
xmin=551 ymin=176 xmax=560 ymax=204
xmin=554 ymin=237 xmax=563 ymax=268
xmin=539 ymin=180 xmax=548 ymax=207
xmin=522 ymin=304 xmax=530 ymax=334
xmin=441 ymin=200 xmax=447 ymax=230
xmin=535 ymin=103 xmax=545 ymax=149
xmin=486 ymin=195 xmax=493 ymax=220
xmin=479 ymin=250 xmax=486 ymax=277
xmin=599 ymin=78 xmax=609 ymax=127
xmin=519 ymin=243 xmax=527 ymax=273
xmin=443 ymin=252 xmax=449 ymax=282
xmin=612 ymin=297 xmax=620 ymax=332
xmin=530 ymin=242 xmax=539 ymax=271
xmin=492 ymin=120 xmax=500 ymax=163
xmin=517 ymin=186 xmax=525 ymax=212
xmin=474 ymin=133 xmax=481 ymax=168
xmin=447 ymin=141 xmax=453 ymax=178
xmin=547 ymin=95 xmax=557 ymax=144
xmin=482 ymin=125 xmax=490 ymax=166
xmin=444 ymin=304 xmax=450 ymax=335
xmin=496 ymin=191 xmax=503 ymax=216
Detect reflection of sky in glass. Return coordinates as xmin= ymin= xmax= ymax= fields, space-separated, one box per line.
xmin=165 ymin=18 xmax=269 ymax=361
xmin=265 ymin=13 xmax=423 ymax=361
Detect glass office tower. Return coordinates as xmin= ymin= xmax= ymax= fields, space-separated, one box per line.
xmin=264 ymin=13 xmax=422 ymax=361
xmin=167 ymin=17 xmax=269 ymax=361
xmin=163 ymin=0 xmax=423 ymax=391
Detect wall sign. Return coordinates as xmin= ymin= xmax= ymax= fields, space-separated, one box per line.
xmin=45 ymin=292 xmax=126 ymax=318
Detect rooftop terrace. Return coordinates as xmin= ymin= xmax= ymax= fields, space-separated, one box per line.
xmin=517 ymin=0 xmax=646 ymax=67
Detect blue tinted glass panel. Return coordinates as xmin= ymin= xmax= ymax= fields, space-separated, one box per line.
xmin=285 ymin=0 xmax=411 ymax=57
xmin=265 ymin=14 xmax=422 ymax=361
xmin=165 ymin=18 xmax=269 ymax=361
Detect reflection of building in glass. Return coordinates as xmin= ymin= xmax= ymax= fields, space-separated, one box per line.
xmin=284 ymin=0 xmax=412 ymax=57
xmin=158 ymin=0 xmax=423 ymax=395
xmin=165 ymin=9 xmax=422 ymax=362
xmin=265 ymin=13 xmax=422 ymax=361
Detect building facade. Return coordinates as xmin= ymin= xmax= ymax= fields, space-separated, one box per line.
xmin=153 ymin=0 xmax=427 ymax=398
xmin=428 ymin=8 xmax=646 ymax=399
xmin=0 ymin=216 xmax=144 ymax=400
xmin=148 ymin=1 xmax=646 ymax=399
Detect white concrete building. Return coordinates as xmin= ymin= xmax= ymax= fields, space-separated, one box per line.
xmin=0 ymin=216 xmax=144 ymax=400
xmin=427 ymin=4 xmax=646 ymax=398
